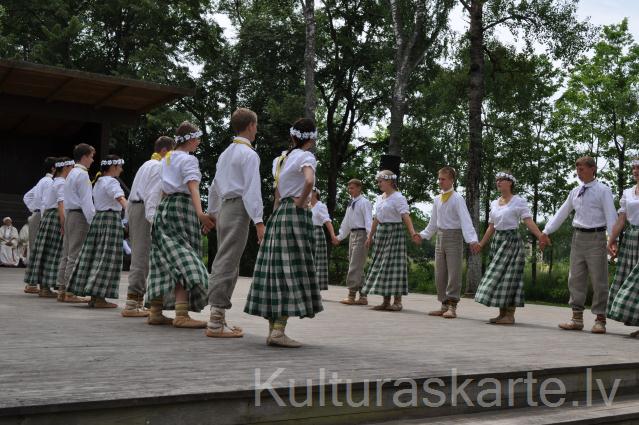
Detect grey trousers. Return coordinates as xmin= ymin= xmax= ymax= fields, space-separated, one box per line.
xmin=56 ymin=210 xmax=89 ymax=292
xmin=207 ymin=198 xmax=250 ymax=310
xmin=346 ymin=229 xmax=369 ymax=293
xmin=26 ymin=211 xmax=41 ymax=275
xmin=435 ymin=229 xmax=464 ymax=303
xmin=126 ymin=202 xmax=152 ymax=296
xmin=568 ymin=231 xmax=609 ymax=315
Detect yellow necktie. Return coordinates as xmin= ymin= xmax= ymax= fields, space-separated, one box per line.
xmin=441 ymin=191 xmax=453 ymax=203
xmin=233 ymin=138 xmax=254 ymax=149
xmin=151 ymin=152 xmax=162 ymax=161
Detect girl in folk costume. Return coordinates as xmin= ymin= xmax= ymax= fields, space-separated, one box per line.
xmin=244 ymin=118 xmax=323 ymax=348
xmin=146 ymin=121 xmax=214 ymax=328
xmin=362 ymin=170 xmax=420 ymax=312
xmin=607 ymin=159 xmax=639 ymax=338
xmin=474 ymin=172 xmax=544 ymax=324
xmin=24 ymin=158 xmax=74 ymax=297
xmin=0 ymin=217 xmax=20 ymax=267
xmin=310 ymin=188 xmax=339 ymax=290
xmin=67 ymin=155 xmax=127 ymax=308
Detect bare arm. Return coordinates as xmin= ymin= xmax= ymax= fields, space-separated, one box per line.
xmin=187 ymin=180 xmax=213 ymax=233
xmin=294 ymin=166 xmax=314 ymax=208
xmin=478 ymin=223 xmax=496 ymax=250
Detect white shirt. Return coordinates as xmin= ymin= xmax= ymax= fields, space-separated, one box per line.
xmin=93 ymin=176 xmax=125 ymax=211
xmin=420 ymin=190 xmax=478 ymax=243
xmin=64 ymin=165 xmax=96 ymax=223
xmin=618 ymin=187 xmax=639 ymax=226
xmin=207 ymin=138 xmax=263 ymax=224
xmin=44 ymin=177 xmax=65 ymax=210
xmin=129 ymin=158 xmax=163 ymax=223
xmin=373 ymin=191 xmax=410 ymax=224
xmin=488 ymin=195 xmax=533 ymax=231
xmin=544 ymin=180 xmax=617 ymax=235
xmin=272 ymin=149 xmax=316 ymax=199
xmin=161 ymin=150 xmax=201 ymax=195
xmin=23 ymin=174 xmax=53 ymax=212
xmin=337 ymin=195 xmax=373 ymax=240
xmin=311 ymin=201 xmax=331 ymax=226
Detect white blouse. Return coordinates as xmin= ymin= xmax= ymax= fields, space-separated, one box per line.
xmin=161 ymin=150 xmax=202 ymax=195
xmin=373 ymin=191 xmax=410 ymax=224
xmin=93 ymin=176 xmax=125 ymax=211
xmin=311 ymin=201 xmax=331 ymax=226
xmin=488 ymin=195 xmax=532 ymax=231
xmin=44 ymin=177 xmax=65 ymax=210
xmin=272 ymin=149 xmax=316 ymax=199
xmin=619 ymin=187 xmax=639 ymax=226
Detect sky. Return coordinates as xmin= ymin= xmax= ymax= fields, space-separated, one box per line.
xmin=208 ymin=1 xmax=639 ymax=218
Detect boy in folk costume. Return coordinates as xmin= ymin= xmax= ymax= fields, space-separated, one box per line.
xmin=22 ymin=157 xmax=56 ymax=293
xmin=121 ymin=136 xmax=174 ymax=318
xmin=310 ymin=188 xmax=339 ymax=290
xmin=24 ymin=158 xmax=74 ymax=298
xmin=146 ymin=121 xmax=214 ymax=328
xmin=56 ymin=143 xmax=96 ymax=303
xmin=541 ymin=156 xmax=617 ymax=334
xmin=67 ymin=155 xmax=127 ymax=308
xmin=244 ymin=118 xmax=323 ymax=348
xmin=419 ymin=167 xmax=480 ymax=319
xmin=206 ymin=108 xmax=264 ymax=338
xmin=335 ymin=179 xmax=373 ymax=305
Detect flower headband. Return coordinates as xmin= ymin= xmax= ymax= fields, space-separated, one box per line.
xmin=101 ymin=159 xmax=125 ymax=166
xmin=632 ymin=160 xmax=639 ymax=167
xmin=175 ymin=130 xmax=203 ymax=144
xmin=290 ymin=127 xmax=318 ymax=140
xmin=496 ymin=172 xmax=517 ymax=184
xmin=55 ymin=160 xmax=75 ymax=168
xmin=375 ymin=171 xmax=398 ymax=180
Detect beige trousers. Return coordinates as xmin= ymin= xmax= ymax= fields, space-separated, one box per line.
xmin=346 ymin=229 xmax=369 ymax=293
xmin=435 ymin=229 xmax=464 ymax=303
xmin=568 ymin=230 xmax=609 ymax=315
xmin=126 ymin=202 xmax=152 ymax=296
xmin=56 ymin=210 xmax=89 ymax=292
xmin=26 ymin=211 xmax=41 ymax=272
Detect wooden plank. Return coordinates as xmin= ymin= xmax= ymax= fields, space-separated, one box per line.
xmin=45 ymin=77 xmax=75 ymax=102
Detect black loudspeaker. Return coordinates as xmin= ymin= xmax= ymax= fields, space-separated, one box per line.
xmin=379 ymin=154 xmax=401 ymax=177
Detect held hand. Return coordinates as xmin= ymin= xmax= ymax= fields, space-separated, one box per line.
xmin=294 ymin=197 xmax=307 ymax=209
xmin=411 ymin=233 xmax=422 ymax=245
xmin=256 ymin=223 xmax=266 ymax=245
xmin=608 ymin=240 xmax=618 ymax=258
xmin=538 ymin=233 xmax=551 ymax=251
xmin=365 ymin=237 xmax=373 ymax=249
xmin=470 ymin=242 xmax=481 ymax=255
xmin=198 ymin=212 xmax=214 ymax=234
xmin=60 ymin=226 xmax=64 ymax=236
xmin=208 ymin=214 xmax=217 ymax=229
xmin=331 ymin=236 xmax=340 ymax=246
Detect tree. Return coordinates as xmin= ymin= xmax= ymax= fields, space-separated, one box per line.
xmin=301 ymin=0 xmax=317 ymax=119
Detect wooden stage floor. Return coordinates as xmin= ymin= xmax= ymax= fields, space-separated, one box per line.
xmin=1 ymin=267 xmax=638 ymax=424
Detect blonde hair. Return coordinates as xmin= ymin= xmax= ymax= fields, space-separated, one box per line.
xmin=376 ymin=169 xmax=398 ymax=189
xmin=438 ymin=166 xmax=456 ymax=181
xmin=347 ymin=179 xmax=363 ymax=187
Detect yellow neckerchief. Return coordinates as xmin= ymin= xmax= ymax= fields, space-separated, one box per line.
xmin=440 ymin=188 xmax=454 ymax=203
xmin=274 ymin=152 xmax=288 ymax=188
xmin=91 ymin=172 xmax=102 ymax=185
xmin=74 ymin=164 xmax=88 ymax=172
xmin=165 ymin=149 xmax=184 ymax=166
xmin=151 ymin=152 xmax=162 ymax=161
xmin=232 ymin=137 xmax=254 ymax=149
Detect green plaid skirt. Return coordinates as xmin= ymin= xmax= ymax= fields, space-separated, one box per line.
xmin=362 ymin=222 xmax=408 ymax=296
xmin=313 ymin=225 xmax=329 ymax=290
xmin=608 ymin=224 xmax=639 ymax=325
xmin=24 ymin=209 xmax=63 ymax=289
xmin=244 ymin=197 xmax=323 ymax=319
xmin=475 ymin=229 xmax=525 ymax=307
xmin=146 ymin=193 xmax=208 ymax=311
xmin=67 ymin=210 xmax=123 ymax=298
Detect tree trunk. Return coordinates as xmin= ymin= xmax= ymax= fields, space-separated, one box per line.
xmin=531 ymin=175 xmax=539 ymax=286
xmin=464 ymin=0 xmax=485 ymax=296
xmin=302 ymin=0 xmax=316 ymax=120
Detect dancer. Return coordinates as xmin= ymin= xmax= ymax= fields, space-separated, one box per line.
xmin=362 ymin=170 xmax=420 ymax=312
xmin=22 ymin=157 xmax=56 ymax=292
xmin=24 ymin=158 xmax=74 ymax=297
xmin=419 ymin=167 xmax=480 ymax=319
xmin=310 ymin=187 xmax=339 ymax=290
xmin=474 ymin=172 xmax=544 ymax=324
xmin=336 ymin=179 xmax=373 ymax=305
xmin=541 ymin=156 xmax=617 ymax=334
xmin=67 ymin=155 xmax=127 ymax=308
xmin=607 ymin=159 xmax=639 ymax=338
xmin=146 ymin=121 xmax=214 ymax=328
xmin=244 ymin=118 xmax=322 ymax=348
xmin=206 ymin=108 xmax=263 ymax=338
xmin=121 ymin=136 xmax=174 ymax=318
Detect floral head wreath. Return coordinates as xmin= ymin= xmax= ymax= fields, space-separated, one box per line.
xmin=496 ymin=172 xmax=517 ymax=184
xmin=55 ymin=160 xmax=75 ymax=168
xmin=101 ymin=159 xmax=125 ymax=166
xmin=175 ymin=130 xmax=203 ymax=144
xmin=375 ymin=171 xmax=398 ymax=180
xmin=632 ymin=160 xmax=639 ymax=167
xmin=290 ymin=127 xmax=318 ymax=141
